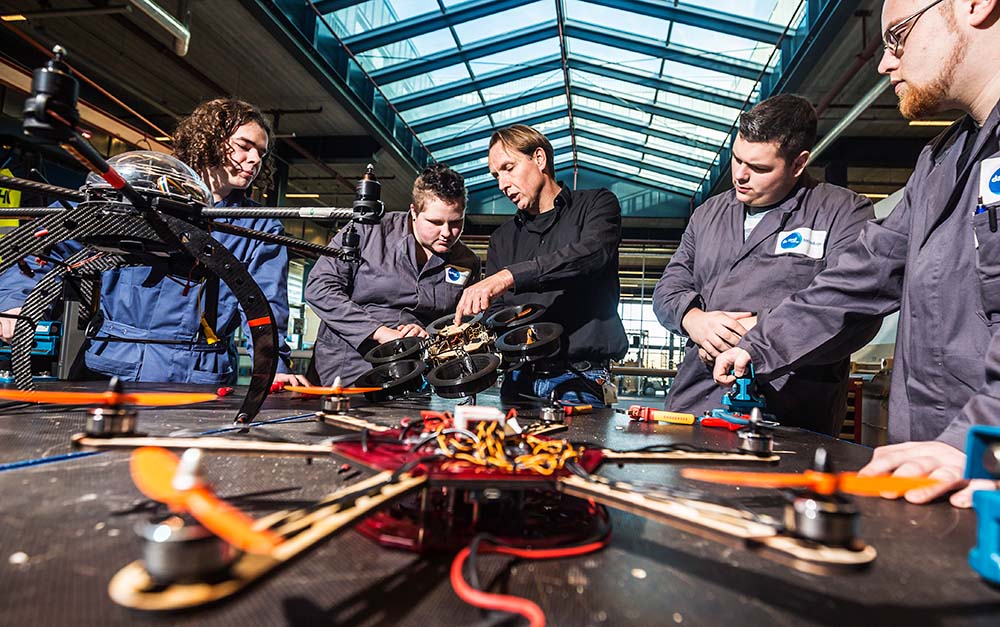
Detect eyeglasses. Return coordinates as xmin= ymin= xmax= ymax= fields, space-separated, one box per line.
xmin=882 ymin=0 xmax=945 ymax=57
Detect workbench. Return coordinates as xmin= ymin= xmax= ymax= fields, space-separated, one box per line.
xmin=0 ymin=382 xmax=997 ymax=626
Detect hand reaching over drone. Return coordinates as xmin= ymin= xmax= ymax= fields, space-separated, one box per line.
xmin=454 ymin=269 xmax=514 ymax=324
xmin=272 ymin=372 xmax=311 ymax=387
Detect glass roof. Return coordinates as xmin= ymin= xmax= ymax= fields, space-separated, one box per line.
xmin=311 ymin=0 xmax=808 ymax=216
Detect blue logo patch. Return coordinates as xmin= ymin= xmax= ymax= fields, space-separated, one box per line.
xmin=446 ymin=267 xmax=461 ymax=281
xmin=990 ymin=167 xmax=1000 ymax=195
xmin=780 ymin=232 xmax=803 ymax=249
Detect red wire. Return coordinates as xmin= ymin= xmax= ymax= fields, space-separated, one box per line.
xmin=449 ymin=537 xmax=610 ymax=627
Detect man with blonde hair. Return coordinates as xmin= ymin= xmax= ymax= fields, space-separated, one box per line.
xmin=455 ymin=124 xmax=627 ymax=405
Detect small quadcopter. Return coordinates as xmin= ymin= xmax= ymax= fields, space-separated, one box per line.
xmin=0 ymin=46 xmax=383 ymax=423
xmin=0 ymin=382 xmax=937 ymax=626
xmin=353 ymin=304 xmax=564 ymax=402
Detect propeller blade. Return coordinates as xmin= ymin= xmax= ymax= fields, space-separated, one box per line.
xmin=683 ymin=468 xmax=941 ymax=497
xmin=285 ymin=385 xmax=382 ymax=395
xmin=681 ymin=468 xmax=819 ymax=489
xmin=121 ymin=392 xmax=219 ymax=406
xmin=0 ymin=389 xmax=216 ymax=406
xmin=837 ymin=473 xmax=940 ymax=496
xmin=130 ymin=447 xmax=280 ymax=554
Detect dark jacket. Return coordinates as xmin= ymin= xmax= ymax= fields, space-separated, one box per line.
xmin=486 ymin=185 xmax=628 ymax=363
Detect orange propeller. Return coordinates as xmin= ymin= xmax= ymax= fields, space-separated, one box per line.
xmin=681 ymin=468 xmax=940 ymax=496
xmin=285 ymin=385 xmax=382 ymax=396
xmin=0 ymin=389 xmax=218 ymax=407
xmin=130 ymin=447 xmax=280 ymax=554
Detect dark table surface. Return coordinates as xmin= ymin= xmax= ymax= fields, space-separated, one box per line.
xmin=0 ymin=381 xmax=998 ymax=627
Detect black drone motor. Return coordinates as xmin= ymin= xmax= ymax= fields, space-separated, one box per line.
xmin=22 ymin=46 xmax=80 ymax=143
xmin=339 ymin=164 xmax=385 ymax=263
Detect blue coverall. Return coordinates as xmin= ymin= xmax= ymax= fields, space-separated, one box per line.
xmin=0 ymin=193 xmax=294 ymax=384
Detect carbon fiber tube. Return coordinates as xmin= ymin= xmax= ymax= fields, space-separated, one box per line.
xmin=202 ymin=206 xmax=355 ymax=219
xmin=0 ymin=175 xmax=84 ymax=201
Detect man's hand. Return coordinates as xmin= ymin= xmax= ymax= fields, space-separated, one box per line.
xmin=0 ymin=307 xmax=22 ymax=342
xmin=698 ymin=347 xmax=713 ymax=366
xmin=454 ymin=269 xmax=515 ymax=324
xmin=272 ymin=372 xmax=311 ymax=387
xmin=858 ymin=440 xmax=993 ymax=508
xmin=372 ymin=325 xmax=405 ymax=344
xmin=395 ymin=323 xmax=428 ymax=338
xmin=682 ymin=309 xmax=753 ymax=358
xmin=713 ymin=347 xmax=753 ymax=385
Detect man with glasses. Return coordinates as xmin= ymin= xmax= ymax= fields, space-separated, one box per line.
xmin=713 ymin=0 xmax=1000 ymax=507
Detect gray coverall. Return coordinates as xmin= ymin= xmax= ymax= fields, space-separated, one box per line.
xmin=739 ymin=102 xmax=1000 ymax=449
xmin=305 ymin=211 xmax=481 ymax=386
xmin=653 ymin=176 xmax=876 ymax=434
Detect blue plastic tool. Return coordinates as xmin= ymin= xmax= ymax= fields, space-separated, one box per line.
xmin=965 ymin=425 xmax=1000 ymax=585
xmin=720 ymin=363 xmax=767 ymax=414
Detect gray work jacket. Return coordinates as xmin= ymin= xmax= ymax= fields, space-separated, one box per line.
xmin=741 ymin=101 xmax=1000 ymax=449
xmin=653 ymin=177 xmax=875 ymax=434
xmin=305 ymin=211 xmax=481 ymax=386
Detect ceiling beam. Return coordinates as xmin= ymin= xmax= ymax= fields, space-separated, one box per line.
xmin=565 ymin=20 xmax=767 ymax=80
xmin=343 ymin=0 xmax=535 ymax=53
xmin=576 ymin=148 xmax=701 ymax=186
xmin=574 ymin=128 xmax=711 ymax=171
xmin=312 ymin=0 xmax=368 ymax=13
xmin=409 ymin=85 xmax=565 ymax=134
xmin=554 ymin=0 xmax=579 ymax=180
xmin=370 ymin=22 xmax=558 ymax=85
xmin=574 ymin=86 xmax=732 ymax=133
xmin=568 ymin=56 xmax=744 ymax=110
xmin=423 ymin=108 xmax=567 ymax=153
xmin=579 ymin=0 xmax=785 ymax=44
xmin=574 ymin=107 xmax=718 ymax=154
xmin=393 ymin=55 xmax=563 ymax=111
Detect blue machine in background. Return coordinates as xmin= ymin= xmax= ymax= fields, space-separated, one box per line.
xmin=0 ymin=320 xmax=60 ymax=383
xmin=965 ymin=425 xmax=1000 ymax=586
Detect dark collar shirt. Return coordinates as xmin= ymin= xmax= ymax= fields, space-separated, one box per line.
xmin=740 ymin=98 xmax=1000 ymax=449
xmin=486 ymin=185 xmax=628 ymax=363
xmin=653 ymin=175 xmax=876 ymax=434
xmin=306 ymin=211 xmax=481 ymax=386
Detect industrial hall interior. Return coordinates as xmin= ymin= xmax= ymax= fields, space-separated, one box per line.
xmin=2 ymin=0 xmax=1000 ymax=625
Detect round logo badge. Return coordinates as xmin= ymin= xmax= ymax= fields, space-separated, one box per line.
xmin=990 ymin=167 xmax=1000 ymax=195
xmin=780 ymin=232 xmax=803 ymax=249
xmin=446 ymin=267 xmax=461 ymax=281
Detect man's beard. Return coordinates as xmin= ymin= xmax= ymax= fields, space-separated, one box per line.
xmin=898 ymin=22 xmax=966 ymax=120
xmin=899 ymin=74 xmax=953 ymax=119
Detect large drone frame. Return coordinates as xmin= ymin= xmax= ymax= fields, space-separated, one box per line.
xmin=0 ymin=46 xmax=383 ymax=422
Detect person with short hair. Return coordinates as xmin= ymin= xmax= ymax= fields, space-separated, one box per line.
xmin=306 ymin=163 xmax=480 ymax=386
xmin=714 ymin=0 xmax=1000 ymax=506
xmin=454 ymin=124 xmax=628 ymax=406
xmin=653 ymin=94 xmax=876 ymax=435
xmin=0 ymin=98 xmax=308 ymax=386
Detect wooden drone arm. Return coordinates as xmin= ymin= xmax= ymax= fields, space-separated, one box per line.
xmin=261 ymin=471 xmax=428 ymax=561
